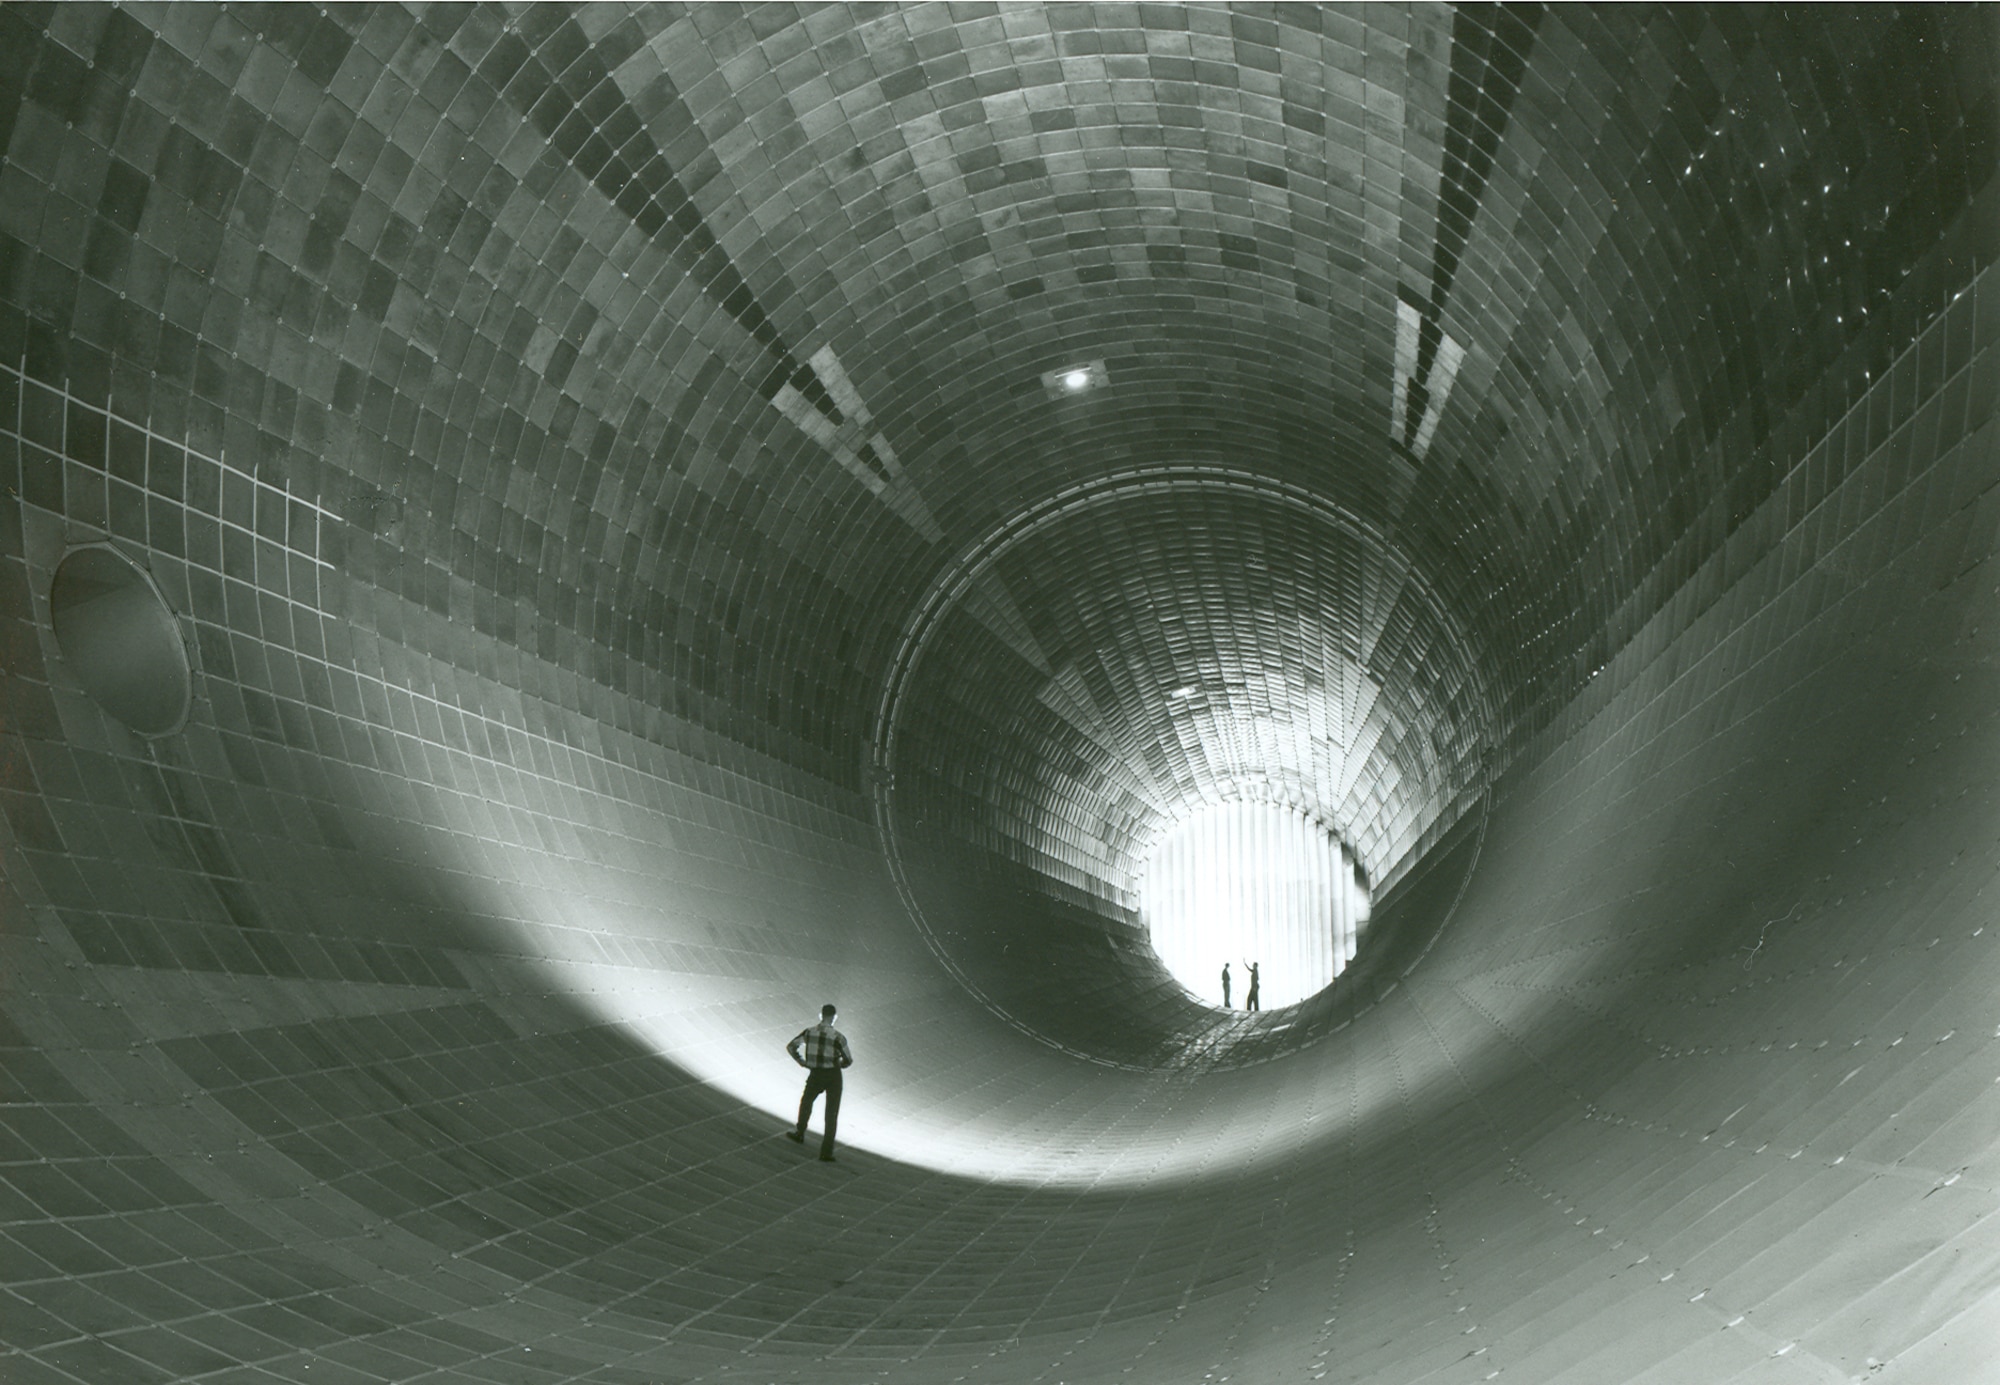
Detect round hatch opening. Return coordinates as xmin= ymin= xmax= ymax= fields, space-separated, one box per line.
xmin=50 ymin=546 xmax=191 ymax=736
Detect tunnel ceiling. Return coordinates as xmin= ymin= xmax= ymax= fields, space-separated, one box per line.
xmin=3 ymin=1 xmax=1990 ymax=1059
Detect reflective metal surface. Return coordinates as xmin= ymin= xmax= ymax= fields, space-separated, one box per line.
xmin=2 ymin=5 xmax=1997 ymax=1382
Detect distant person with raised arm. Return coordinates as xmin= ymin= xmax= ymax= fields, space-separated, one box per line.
xmin=1242 ymin=960 xmax=1260 ymax=1012
xmin=786 ymin=1003 xmax=853 ymax=1162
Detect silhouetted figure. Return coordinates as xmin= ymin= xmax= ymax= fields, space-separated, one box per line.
xmin=786 ymin=1003 xmax=853 ymax=1161
xmin=1243 ymin=961 xmax=1260 ymax=1012
xmin=1221 ymin=962 xmax=1232 ymax=1008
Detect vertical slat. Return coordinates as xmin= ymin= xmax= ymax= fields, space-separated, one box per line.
xmin=1330 ymin=829 xmax=1341 ymax=979
xmin=1355 ymin=854 xmax=1363 ymax=963
xmin=1293 ymin=808 xmax=1307 ymax=998
xmin=1339 ymin=846 xmax=1351 ymax=968
xmin=1325 ymin=821 xmax=1336 ymax=987
xmin=1318 ymin=816 xmax=1331 ymax=987
xmin=1296 ymin=804 xmax=1312 ymax=988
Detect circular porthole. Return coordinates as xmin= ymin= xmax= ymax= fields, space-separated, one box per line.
xmin=49 ymin=546 xmax=191 ymax=736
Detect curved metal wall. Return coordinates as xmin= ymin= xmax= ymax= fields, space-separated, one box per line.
xmin=2 ymin=5 xmax=1998 ymax=1383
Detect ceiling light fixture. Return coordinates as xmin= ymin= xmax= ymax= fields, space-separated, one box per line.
xmin=1040 ymin=360 xmax=1107 ymax=398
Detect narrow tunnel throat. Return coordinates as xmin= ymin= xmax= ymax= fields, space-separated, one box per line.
xmin=1139 ymin=801 xmax=1370 ymax=1009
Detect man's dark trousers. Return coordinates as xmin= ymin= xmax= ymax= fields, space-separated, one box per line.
xmin=796 ymin=1067 xmax=842 ymax=1158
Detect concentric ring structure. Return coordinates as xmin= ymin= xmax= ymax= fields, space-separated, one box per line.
xmin=2 ymin=6 xmax=1998 ymax=1383
xmin=870 ymin=465 xmax=1495 ymax=1073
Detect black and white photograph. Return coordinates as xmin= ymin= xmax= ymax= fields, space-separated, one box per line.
xmin=2 ymin=4 xmax=1997 ymax=1382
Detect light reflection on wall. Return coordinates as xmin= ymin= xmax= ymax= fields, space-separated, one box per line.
xmin=332 ymin=630 xmax=1423 ymax=1186
xmin=1140 ymin=801 xmax=1370 ymax=1008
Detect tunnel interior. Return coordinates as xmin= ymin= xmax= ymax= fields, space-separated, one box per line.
xmin=3 ymin=4 xmax=2000 ymax=1384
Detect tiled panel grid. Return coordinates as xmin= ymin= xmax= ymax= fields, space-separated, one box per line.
xmin=0 ymin=0 xmax=908 ymax=798
xmin=0 ymin=3 xmax=1987 ymax=805
xmin=7 ymin=343 xmax=1990 ymax=1383
xmin=0 ymin=0 xmax=1990 ymax=1051
xmin=878 ymin=479 xmax=1496 ymax=1064
xmin=0 ymin=316 xmax=1482 ymax=1174
xmin=0 ymin=8 xmax=1992 ymax=1385
xmin=1393 ymin=432 xmax=2000 ymax=1383
xmin=0 ymin=356 xmax=888 ymax=975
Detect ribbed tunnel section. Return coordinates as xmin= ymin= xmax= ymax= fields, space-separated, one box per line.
xmin=874 ymin=468 xmax=1492 ymax=1067
xmin=3 ymin=5 xmax=1998 ymax=1383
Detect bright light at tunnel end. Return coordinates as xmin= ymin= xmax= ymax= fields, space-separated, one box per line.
xmin=1139 ymin=801 xmax=1370 ymax=1009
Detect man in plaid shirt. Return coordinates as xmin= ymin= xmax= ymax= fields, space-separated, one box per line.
xmin=785 ymin=1003 xmax=854 ymax=1161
